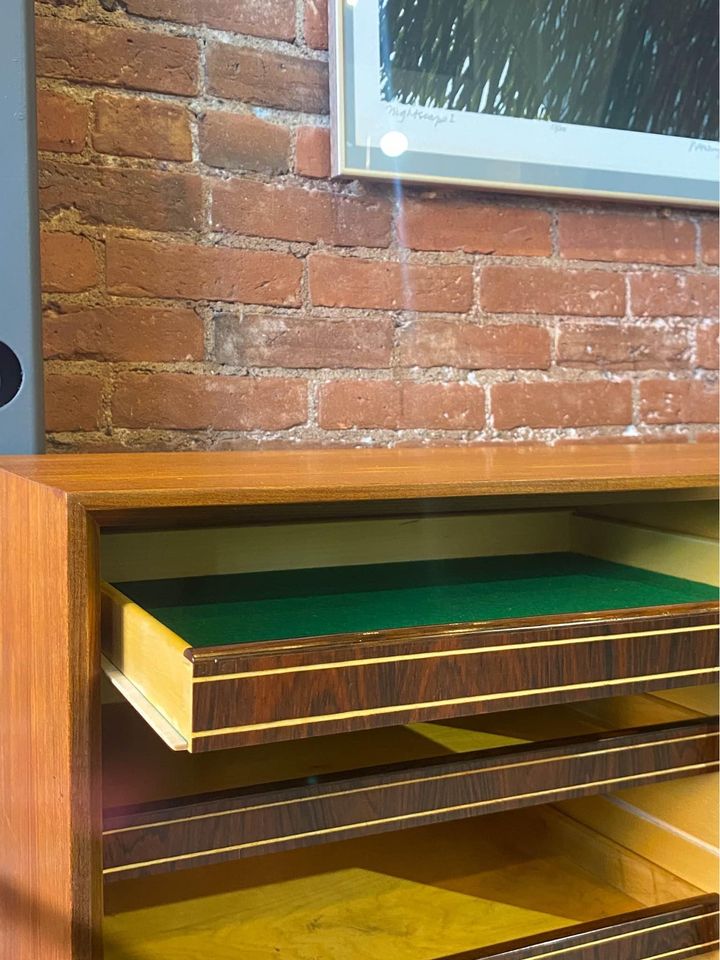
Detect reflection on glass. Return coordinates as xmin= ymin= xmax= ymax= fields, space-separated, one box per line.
xmin=379 ymin=0 xmax=719 ymax=140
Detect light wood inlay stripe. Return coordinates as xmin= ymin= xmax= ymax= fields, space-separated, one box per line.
xmin=192 ymin=668 xmax=720 ymax=739
xmin=192 ymin=624 xmax=718 ymax=683
xmin=104 ymin=732 xmax=717 ymax=835
xmin=102 ymin=760 xmax=716 ymax=873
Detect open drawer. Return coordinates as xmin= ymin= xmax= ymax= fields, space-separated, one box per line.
xmin=103 ymin=778 xmax=719 ymax=959
xmin=101 ymin=543 xmax=719 ymax=751
xmin=101 ymin=687 xmax=719 ymax=880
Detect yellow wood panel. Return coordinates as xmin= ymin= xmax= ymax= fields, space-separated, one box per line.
xmin=651 ymin=685 xmax=719 ymax=717
xmin=558 ymin=776 xmax=719 ymax=893
xmin=578 ymin=501 xmax=718 ymax=539
xmin=570 ymin=514 xmax=720 ymax=585
xmin=101 ymin=510 xmax=570 ymax=583
xmin=612 ymin=774 xmax=720 ymax=848
xmin=104 ymin=814 xmax=646 ymax=960
xmin=101 ymin=585 xmax=193 ymax=743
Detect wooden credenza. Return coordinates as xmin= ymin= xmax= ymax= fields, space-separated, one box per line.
xmin=1 ymin=444 xmax=719 ymax=960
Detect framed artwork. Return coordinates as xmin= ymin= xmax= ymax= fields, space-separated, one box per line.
xmin=329 ymin=0 xmax=719 ymax=207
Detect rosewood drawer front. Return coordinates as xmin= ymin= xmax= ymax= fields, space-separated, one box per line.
xmin=100 ymin=550 xmax=720 ymax=752
xmin=102 ymin=787 xmax=720 ymax=960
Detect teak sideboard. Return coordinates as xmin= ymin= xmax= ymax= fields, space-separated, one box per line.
xmin=1 ymin=444 xmax=718 ymax=960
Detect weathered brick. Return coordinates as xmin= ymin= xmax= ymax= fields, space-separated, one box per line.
xmin=212 ymin=180 xmax=391 ymax=247
xmin=45 ymin=372 xmax=103 ymax=431
xmin=701 ymin=220 xmax=719 ymax=266
xmin=318 ymin=380 xmax=486 ymax=429
xmin=93 ymin=93 xmax=192 ymax=161
xmin=304 ymin=0 xmax=328 ymax=49
xmin=123 ymin=0 xmax=296 ymax=40
xmin=200 ymin=112 xmax=290 ymax=174
xmin=112 ymin=372 xmax=307 ymax=429
xmin=398 ymin=201 xmax=551 ymax=256
xmin=207 ymin=43 xmax=329 ymax=113
xmin=295 ymin=126 xmax=331 ymax=179
xmin=558 ymin=214 xmax=695 ymax=265
xmin=640 ymin=379 xmax=719 ymax=424
xmin=107 ymin=237 xmax=302 ymax=306
xmin=44 ymin=304 xmax=204 ymax=361
xmin=481 ymin=265 xmax=625 ymax=317
xmin=40 ymin=232 xmax=99 ymax=293
xmin=214 ymin=315 xmax=393 ymax=368
xmin=557 ymin=324 xmax=691 ymax=370
xmin=36 ymin=89 xmax=88 ymax=153
xmin=35 ymin=19 xmax=198 ymax=95
xmin=309 ymin=254 xmax=473 ymax=312
xmin=492 ymin=381 xmax=632 ymax=429
xmin=630 ymin=271 xmax=719 ymax=317
xmin=400 ymin=382 xmax=486 ymax=429
xmin=398 ymin=321 xmax=550 ymax=369
xmin=39 ymin=161 xmax=202 ymax=232
xmin=697 ymin=324 xmax=719 ymax=369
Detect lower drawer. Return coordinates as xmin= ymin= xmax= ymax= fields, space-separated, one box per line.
xmin=103 ymin=791 xmax=719 ymax=960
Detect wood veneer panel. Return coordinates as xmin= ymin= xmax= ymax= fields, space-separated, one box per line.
xmin=0 ymin=471 xmax=101 ymax=960
xmin=186 ymin=604 xmax=718 ymax=749
xmin=0 ymin=444 xmax=716 ymax=518
xmin=102 ymin=717 xmax=719 ymax=880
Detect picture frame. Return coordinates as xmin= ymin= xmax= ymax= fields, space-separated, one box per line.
xmin=329 ymin=0 xmax=719 ymax=207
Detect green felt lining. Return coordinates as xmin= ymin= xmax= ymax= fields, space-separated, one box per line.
xmin=114 ymin=552 xmax=718 ymax=649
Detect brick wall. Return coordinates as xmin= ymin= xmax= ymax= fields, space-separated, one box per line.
xmin=35 ymin=0 xmax=719 ymax=451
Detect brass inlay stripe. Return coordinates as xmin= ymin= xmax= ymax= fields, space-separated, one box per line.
xmin=193 ymin=623 xmax=717 ymax=683
xmin=104 ymin=732 xmax=716 ymax=836
xmin=519 ymin=924 xmax=718 ymax=960
xmin=192 ymin=667 xmax=719 ymax=738
xmin=103 ymin=759 xmax=715 ymax=873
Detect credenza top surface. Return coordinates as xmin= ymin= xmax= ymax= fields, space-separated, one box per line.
xmin=0 ymin=443 xmax=717 ymax=513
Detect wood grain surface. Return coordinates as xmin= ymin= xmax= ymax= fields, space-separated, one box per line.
xmin=0 ymin=444 xmax=716 ymax=517
xmin=102 ymin=716 xmax=719 ymax=881
xmin=0 ymin=471 xmax=101 ymax=960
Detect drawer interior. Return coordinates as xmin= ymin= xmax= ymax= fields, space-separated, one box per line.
xmin=109 ymin=551 xmax=716 ymax=649
xmin=103 ymin=783 xmax=718 ymax=960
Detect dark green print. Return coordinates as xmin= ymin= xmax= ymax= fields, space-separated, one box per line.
xmin=379 ymin=0 xmax=719 ymax=140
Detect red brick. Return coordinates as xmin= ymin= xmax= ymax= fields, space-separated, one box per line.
xmin=214 ymin=315 xmax=393 ymax=368
xmin=630 ymin=271 xmax=719 ymax=317
xmin=45 ymin=372 xmax=103 ymax=431
xmin=36 ymin=89 xmax=88 ymax=153
xmin=107 ymin=237 xmax=302 ymax=306
xmin=40 ymin=232 xmax=99 ymax=293
xmin=400 ymin=382 xmax=486 ymax=429
xmin=697 ymin=324 xmax=719 ymax=369
xmin=39 ymin=161 xmax=202 ymax=232
xmin=112 ymin=373 xmax=307 ymax=429
xmin=304 ymin=0 xmax=329 ymax=49
xmin=481 ymin=265 xmax=625 ymax=316
xmin=398 ymin=321 xmax=550 ymax=369
xmin=44 ymin=304 xmax=204 ymax=361
xmin=35 ymin=19 xmax=198 ymax=96
xmin=295 ymin=126 xmax=331 ymax=178
xmin=212 ymin=180 xmax=391 ymax=247
xmin=123 ymin=0 xmax=296 ymax=40
xmin=558 ymin=214 xmax=695 ymax=265
xmin=492 ymin=381 xmax=632 ymax=429
xmin=398 ymin=201 xmax=551 ymax=256
xmin=557 ymin=324 xmax=690 ymax=370
xmin=318 ymin=380 xmax=485 ymax=429
xmin=200 ymin=112 xmax=290 ymax=174
xmin=207 ymin=44 xmax=329 ymax=114
xmin=309 ymin=254 xmax=473 ymax=312
xmin=701 ymin=220 xmax=719 ymax=266
xmin=93 ymin=93 xmax=192 ymax=162
xmin=640 ymin=380 xmax=719 ymax=424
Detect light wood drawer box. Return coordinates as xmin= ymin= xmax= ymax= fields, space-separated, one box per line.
xmin=100 ymin=508 xmax=719 ymax=751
